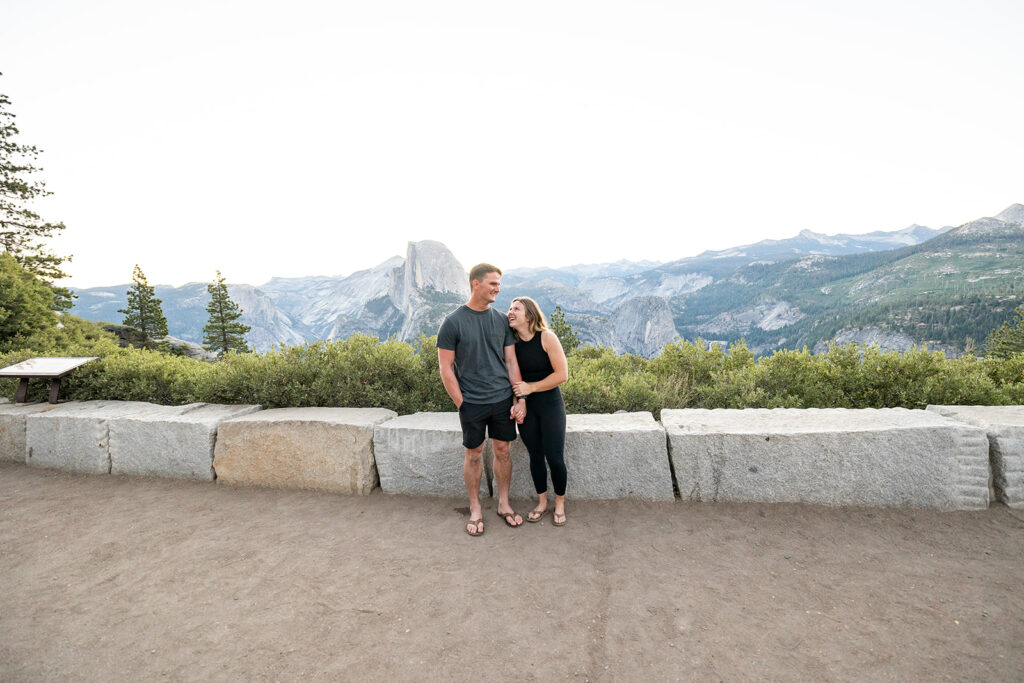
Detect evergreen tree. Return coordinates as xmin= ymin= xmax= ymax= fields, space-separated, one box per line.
xmin=0 ymin=74 xmax=73 ymax=310
xmin=203 ymin=270 xmax=250 ymax=355
xmin=549 ymin=305 xmax=581 ymax=353
xmin=118 ymin=264 xmax=168 ymax=339
xmin=985 ymin=306 xmax=1024 ymax=358
xmin=0 ymin=252 xmax=56 ymax=351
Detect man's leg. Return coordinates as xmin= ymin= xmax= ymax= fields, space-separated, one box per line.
xmin=459 ymin=403 xmax=488 ymax=535
xmin=492 ymin=439 xmax=522 ymax=526
xmin=464 ymin=444 xmax=485 ymax=532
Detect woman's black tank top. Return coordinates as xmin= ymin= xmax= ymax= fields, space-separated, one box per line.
xmin=515 ymin=332 xmax=554 ymax=383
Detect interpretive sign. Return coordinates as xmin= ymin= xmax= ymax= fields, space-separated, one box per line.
xmin=0 ymin=357 xmax=100 ymax=404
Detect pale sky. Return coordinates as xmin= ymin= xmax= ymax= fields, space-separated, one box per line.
xmin=2 ymin=0 xmax=1022 ymax=289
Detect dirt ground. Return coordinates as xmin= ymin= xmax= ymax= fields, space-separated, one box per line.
xmin=1 ymin=462 xmax=1022 ymax=681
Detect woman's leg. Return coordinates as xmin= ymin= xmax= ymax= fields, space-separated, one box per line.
xmin=543 ymin=401 xmax=567 ymax=524
xmin=545 ymin=405 xmax=567 ymax=497
xmin=517 ymin=407 xmax=549 ymax=503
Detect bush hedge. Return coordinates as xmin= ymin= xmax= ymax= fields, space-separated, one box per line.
xmin=2 ymin=324 xmax=1022 ymax=414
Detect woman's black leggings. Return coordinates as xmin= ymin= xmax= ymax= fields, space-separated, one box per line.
xmin=517 ymin=388 xmax=567 ymax=496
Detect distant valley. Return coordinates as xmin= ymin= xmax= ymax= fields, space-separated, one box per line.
xmin=71 ymin=204 xmax=1024 ymax=357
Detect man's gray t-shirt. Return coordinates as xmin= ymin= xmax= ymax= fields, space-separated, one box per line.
xmin=437 ymin=305 xmax=516 ymax=404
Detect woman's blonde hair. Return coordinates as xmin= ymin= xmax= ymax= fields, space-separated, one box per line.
xmin=511 ymin=296 xmax=549 ymax=339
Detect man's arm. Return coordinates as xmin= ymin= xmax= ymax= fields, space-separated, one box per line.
xmin=504 ymin=344 xmax=527 ymax=422
xmin=438 ymin=348 xmax=463 ymax=409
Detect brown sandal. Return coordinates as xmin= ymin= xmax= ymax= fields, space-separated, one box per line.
xmin=497 ymin=510 xmax=523 ymax=528
xmin=553 ymin=511 xmax=567 ymax=527
xmin=527 ymin=509 xmax=549 ymax=523
xmin=466 ymin=518 xmax=484 ymax=536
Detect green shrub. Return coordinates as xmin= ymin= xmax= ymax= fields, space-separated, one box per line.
xmin=62 ymin=348 xmax=208 ymax=404
xmin=562 ymin=346 xmax=659 ymax=414
xmin=193 ymin=335 xmax=427 ymax=411
xmin=3 ymin=328 xmax=1021 ymax=412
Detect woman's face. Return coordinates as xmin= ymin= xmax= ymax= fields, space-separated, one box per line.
xmin=507 ymin=300 xmax=527 ymax=327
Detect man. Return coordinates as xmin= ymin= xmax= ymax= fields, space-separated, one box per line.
xmin=438 ymin=263 xmax=527 ymax=536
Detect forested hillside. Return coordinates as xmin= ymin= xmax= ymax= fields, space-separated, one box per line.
xmin=671 ymin=213 xmax=1023 ymax=354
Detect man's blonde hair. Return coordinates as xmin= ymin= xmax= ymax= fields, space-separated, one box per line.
xmin=511 ymin=296 xmax=549 ymax=339
xmin=469 ymin=263 xmax=502 ymax=285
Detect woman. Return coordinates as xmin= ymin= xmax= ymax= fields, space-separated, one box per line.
xmin=507 ymin=297 xmax=570 ymax=526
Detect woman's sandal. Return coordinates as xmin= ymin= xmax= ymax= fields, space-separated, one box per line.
xmin=496 ymin=510 xmax=523 ymax=528
xmin=526 ymin=509 xmax=549 ymax=523
xmin=553 ymin=511 xmax=567 ymax=527
xmin=466 ymin=518 xmax=484 ymax=536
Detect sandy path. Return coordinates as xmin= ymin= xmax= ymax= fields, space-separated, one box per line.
xmin=1 ymin=462 xmax=1022 ymax=681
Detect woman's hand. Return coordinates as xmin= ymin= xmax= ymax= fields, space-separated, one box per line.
xmin=512 ymin=381 xmax=533 ymax=397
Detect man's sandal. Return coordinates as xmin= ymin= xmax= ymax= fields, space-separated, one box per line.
xmin=496 ymin=510 xmax=523 ymax=528
xmin=526 ymin=509 xmax=549 ymax=523
xmin=466 ymin=518 xmax=484 ymax=536
xmin=553 ymin=511 xmax=567 ymax=527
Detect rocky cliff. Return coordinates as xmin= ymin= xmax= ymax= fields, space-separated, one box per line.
xmin=387 ymin=240 xmax=469 ymax=341
xmin=610 ymin=297 xmax=679 ymax=356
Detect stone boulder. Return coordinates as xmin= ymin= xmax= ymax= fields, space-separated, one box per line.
xmin=25 ymin=401 xmax=163 ymax=474
xmin=110 ymin=403 xmax=261 ymax=480
xmin=503 ymin=412 xmax=674 ymax=502
xmin=0 ymin=402 xmax=62 ymax=462
xmin=927 ymin=405 xmax=1024 ymax=509
xmin=372 ymin=412 xmax=491 ymax=497
xmin=662 ymin=408 xmax=990 ymax=510
xmin=214 ymin=408 xmax=396 ymax=494
xmin=159 ymin=336 xmax=219 ymax=361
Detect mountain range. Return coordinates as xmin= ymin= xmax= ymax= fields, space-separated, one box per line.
xmin=70 ymin=204 xmax=1024 ymax=357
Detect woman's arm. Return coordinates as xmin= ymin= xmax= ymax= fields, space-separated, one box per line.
xmin=512 ymin=331 xmax=569 ymax=396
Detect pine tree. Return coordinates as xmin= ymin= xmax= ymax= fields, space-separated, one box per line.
xmin=985 ymin=306 xmax=1024 ymax=359
xmin=0 ymin=74 xmax=73 ymax=310
xmin=118 ymin=264 xmax=168 ymax=339
xmin=203 ymin=270 xmax=250 ymax=355
xmin=549 ymin=305 xmax=581 ymax=353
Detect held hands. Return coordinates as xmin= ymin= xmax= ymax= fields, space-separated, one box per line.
xmin=511 ymin=382 xmax=532 ymax=425
xmin=510 ymin=399 xmax=526 ymax=424
xmin=512 ymin=381 xmax=533 ymax=398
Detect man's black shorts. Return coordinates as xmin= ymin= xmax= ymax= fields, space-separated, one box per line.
xmin=458 ymin=396 xmax=517 ymax=449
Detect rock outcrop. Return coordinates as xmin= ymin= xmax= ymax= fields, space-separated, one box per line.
xmin=326 ymin=240 xmax=468 ymax=343
xmin=160 ymin=335 xmax=219 ymax=360
xmin=611 ymin=296 xmax=679 ymax=357
xmin=227 ymin=285 xmax=308 ymax=350
xmin=390 ymin=241 xmax=470 ymax=341
xmin=811 ymin=328 xmax=960 ymax=356
xmin=699 ymin=300 xmax=805 ymax=335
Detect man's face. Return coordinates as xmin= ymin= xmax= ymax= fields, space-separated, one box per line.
xmin=472 ymin=272 xmax=501 ymax=303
